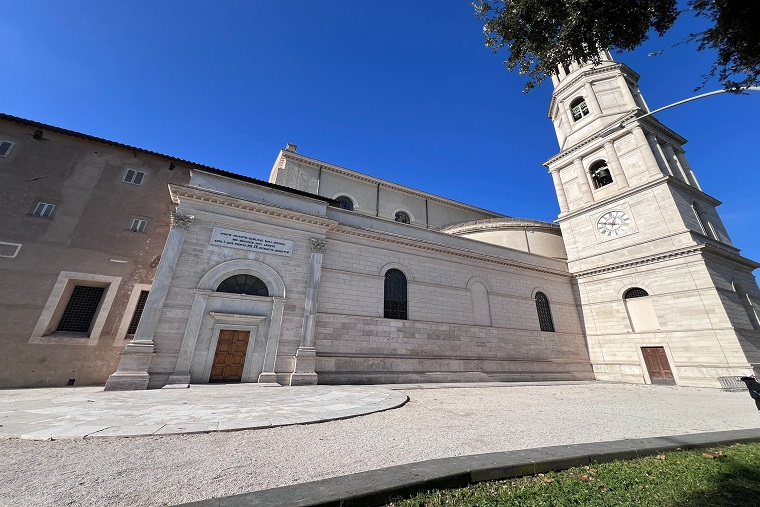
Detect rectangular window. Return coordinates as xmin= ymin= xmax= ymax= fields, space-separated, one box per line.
xmin=123 ymin=169 xmax=145 ymax=185
xmin=56 ymin=286 xmax=106 ymax=333
xmin=32 ymin=202 xmax=56 ymax=218
xmin=130 ymin=218 xmax=148 ymax=233
xmin=126 ymin=290 xmax=150 ymax=335
xmin=0 ymin=140 xmax=14 ymax=157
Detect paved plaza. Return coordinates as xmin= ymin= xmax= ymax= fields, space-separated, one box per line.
xmin=1 ymin=382 xmax=759 ymax=506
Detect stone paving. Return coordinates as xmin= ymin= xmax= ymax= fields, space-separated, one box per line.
xmin=0 ymin=384 xmax=408 ymax=440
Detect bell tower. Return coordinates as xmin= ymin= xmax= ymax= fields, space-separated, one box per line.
xmin=545 ymin=52 xmax=760 ymax=386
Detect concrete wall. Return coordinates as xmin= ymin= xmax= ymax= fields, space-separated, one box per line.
xmin=0 ymin=117 xmax=190 ymax=387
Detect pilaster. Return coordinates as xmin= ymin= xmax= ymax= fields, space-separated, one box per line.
xmin=290 ymin=238 xmax=326 ymax=386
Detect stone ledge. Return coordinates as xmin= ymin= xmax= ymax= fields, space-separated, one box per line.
xmin=177 ymin=428 xmax=760 ymax=507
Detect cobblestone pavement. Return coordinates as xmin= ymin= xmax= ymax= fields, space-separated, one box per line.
xmin=0 ymin=384 xmax=408 ymax=440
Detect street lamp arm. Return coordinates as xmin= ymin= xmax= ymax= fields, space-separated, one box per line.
xmin=634 ymin=87 xmax=760 ymax=123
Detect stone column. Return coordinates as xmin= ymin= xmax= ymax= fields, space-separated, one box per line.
xmin=550 ymin=169 xmax=569 ymax=213
xmin=676 ymin=150 xmax=702 ymax=190
xmin=550 ymin=74 xmax=559 ymax=87
xmin=104 ymin=212 xmax=194 ymax=391
xmin=573 ymin=158 xmax=593 ymax=203
xmin=630 ymin=126 xmax=664 ymax=179
xmin=662 ymin=143 xmax=689 ymax=183
xmin=584 ymin=82 xmax=602 ymax=115
xmin=289 ymin=238 xmax=326 ymax=386
xmin=646 ymin=134 xmax=670 ymax=177
xmin=603 ymin=141 xmax=628 ymax=189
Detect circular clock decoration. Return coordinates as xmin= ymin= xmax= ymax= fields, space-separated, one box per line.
xmin=597 ymin=210 xmax=630 ymax=237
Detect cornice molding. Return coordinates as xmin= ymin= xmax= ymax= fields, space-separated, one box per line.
xmin=331 ymin=225 xmax=571 ymax=278
xmin=441 ymin=217 xmax=560 ymax=235
xmin=169 ymin=184 xmax=338 ymax=229
xmin=572 ymin=246 xmax=704 ymax=278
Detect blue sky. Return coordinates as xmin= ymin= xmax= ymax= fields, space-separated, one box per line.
xmin=3 ymin=1 xmax=759 ymax=263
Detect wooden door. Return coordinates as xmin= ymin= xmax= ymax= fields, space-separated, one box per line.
xmin=210 ymin=330 xmax=250 ymax=382
xmin=642 ymin=346 xmax=675 ymax=385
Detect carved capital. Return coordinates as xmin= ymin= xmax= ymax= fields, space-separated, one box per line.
xmin=310 ymin=238 xmax=327 ymax=253
xmin=170 ymin=212 xmax=194 ymax=231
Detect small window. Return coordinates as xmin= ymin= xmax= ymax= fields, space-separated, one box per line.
xmin=335 ymin=196 xmax=354 ymax=211
xmin=570 ymin=97 xmax=590 ymax=121
xmin=123 ymin=169 xmax=145 ymax=185
xmin=394 ymin=211 xmax=411 ymax=224
xmin=56 ymin=286 xmax=106 ymax=333
xmin=384 ymin=269 xmax=408 ymax=320
xmin=130 ymin=218 xmax=148 ymax=233
xmin=589 ymin=160 xmax=613 ymax=189
xmin=32 ymin=202 xmax=56 ymax=218
xmin=535 ymin=291 xmax=555 ymax=332
xmin=216 ymin=274 xmax=269 ymax=296
xmin=624 ymin=287 xmax=649 ymax=299
xmin=126 ymin=291 xmax=150 ymax=335
xmin=0 ymin=140 xmax=14 ymax=157
xmin=733 ymin=281 xmax=760 ymax=331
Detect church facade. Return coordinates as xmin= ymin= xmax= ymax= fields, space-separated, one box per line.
xmin=1 ymin=55 xmax=758 ymax=390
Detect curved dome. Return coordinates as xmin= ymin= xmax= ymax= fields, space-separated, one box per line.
xmin=440 ymin=217 xmax=566 ymax=259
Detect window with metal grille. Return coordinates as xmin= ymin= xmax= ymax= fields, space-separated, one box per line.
xmin=624 ymin=287 xmax=649 ymax=299
xmin=56 ymin=286 xmax=106 ymax=333
xmin=335 ymin=196 xmax=354 ymax=211
xmin=130 ymin=218 xmax=147 ymax=233
xmin=535 ymin=291 xmax=555 ymax=332
xmin=0 ymin=140 xmax=14 ymax=157
xmin=394 ymin=211 xmax=411 ymax=224
xmin=32 ymin=202 xmax=56 ymax=218
xmin=216 ymin=274 xmax=269 ymax=296
xmin=126 ymin=290 xmax=150 ymax=335
xmin=384 ymin=269 xmax=407 ymax=319
xmin=123 ymin=169 xmax=145 ymax=185
xmin=570 ymin=97 xmax=590 ymax=121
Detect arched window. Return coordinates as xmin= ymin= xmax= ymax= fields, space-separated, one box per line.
xmin=534 ymin=292 xmax=555 ymax=332
xmin=216 ymin=274 xmax=269 ymax=296
xmin=384 ymin=269 xmax=407 ymax=320
xmin=692 ymin=202 xmax=716 ymax=240
xmin=624 ymin=287 xmax=659 ymax=332
xmin=624 ymin=287 xmax=649 ymax=299
xmin=394 ymin=211 xmax=411 ymax=224
xmin=589 ymin=160 xmax=613 ymax=189
xmin=334 ymin=196 xmax=354 ymax=211
xmin=570 ymin=97 xmax=590 ymax=121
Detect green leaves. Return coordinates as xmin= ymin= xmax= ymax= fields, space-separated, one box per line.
xmin=473 ymin=0 xmax=759 ymax=92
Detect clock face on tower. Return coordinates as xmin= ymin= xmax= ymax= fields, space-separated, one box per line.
xmin=596 ymin=210 xmax=630 ymax=237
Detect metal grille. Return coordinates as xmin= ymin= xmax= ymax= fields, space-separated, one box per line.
xmin=57 ymin=286 xmax=105 ymax=333
xmin=384 ymin=269 xmax=407 ymax=320
xmin=394 ymin=212 xmax=410 ymax=224
xmin=718 ymin=376 xmax=746 ymax=392
xmin=216 ymin=274 xmax=269 ymax=296
xmin=126 ymin=291 xmax=150 ymax=335
xmin=535 ymin=292 xmax=555 ymax=332
xmin=624 ymin=287 xmax=649 ymax=299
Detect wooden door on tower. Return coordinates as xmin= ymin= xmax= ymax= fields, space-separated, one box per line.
xmin=210 ymin=330 xmax=250 ymax=382
xmin=641 ymin=346 xmax=675 ymax=385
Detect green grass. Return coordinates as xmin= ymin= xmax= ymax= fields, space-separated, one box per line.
xmin=387 ymin=443 xmax=760 ymax=507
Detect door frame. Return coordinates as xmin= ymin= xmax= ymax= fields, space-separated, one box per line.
xmin=636 ymin=343 xmax=679 ymax=385
xmin=202 ymin=317 xmax=266 ymax=383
